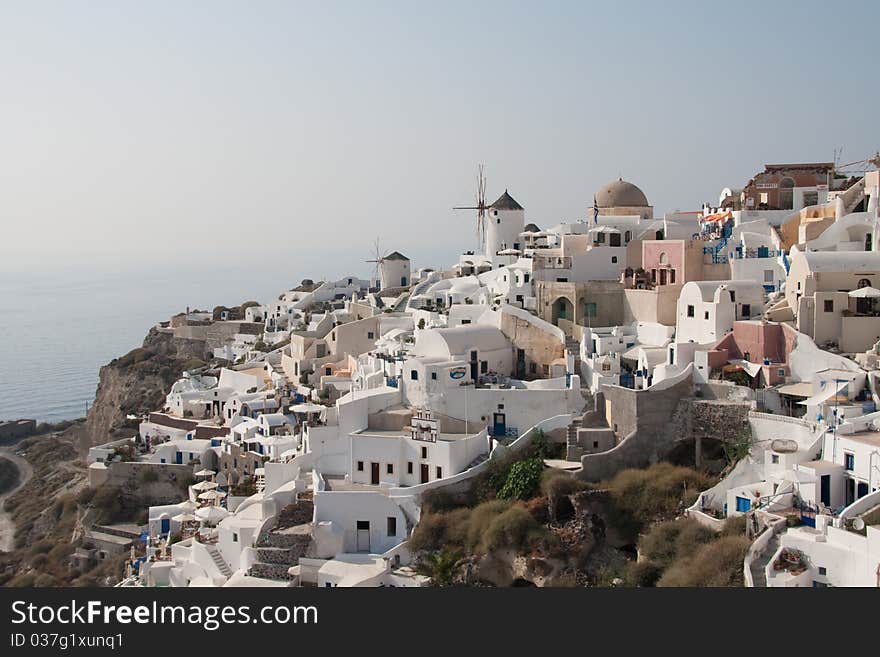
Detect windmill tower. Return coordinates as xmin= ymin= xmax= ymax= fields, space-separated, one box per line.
xmin=454 ymin=164 xmax=525 ymax=259
xmin=366 ymin=238 xmax=411 ymax=291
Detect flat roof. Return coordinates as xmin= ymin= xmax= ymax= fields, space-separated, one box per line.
xmin=842 ymin=431 xmax=880 ymax=448
xmin=355 ymin=429 xmax=475 ymax=442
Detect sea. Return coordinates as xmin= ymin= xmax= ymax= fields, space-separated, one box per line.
xmin=0 ymin=261 xmax=319 ymax=423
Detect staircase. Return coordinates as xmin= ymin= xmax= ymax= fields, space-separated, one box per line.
xmin=204 ymin=544 xmax=233 ymax=578
xmin=246 ymin=500 xmax=314 ymax=582
xmin=566 ymin=416 xmax=583 ymax=460
xmin=749 ymin=534 xmax=779 ymax=588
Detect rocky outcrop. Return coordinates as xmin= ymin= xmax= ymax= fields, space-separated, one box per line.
xmin=85 ymin=328 xmax=208 ymax=445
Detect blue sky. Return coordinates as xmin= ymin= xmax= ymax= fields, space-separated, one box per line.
xmin=1 ymin=1 xmax=877 ymax=276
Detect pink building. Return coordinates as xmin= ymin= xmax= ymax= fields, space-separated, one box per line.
xmin=641 ymin=239 xmax=704 ymax=286
xmin=710 ymin=321 xmax=797 ymax=385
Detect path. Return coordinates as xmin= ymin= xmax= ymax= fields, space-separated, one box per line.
xmin=0 ymin=447 xmax=34 ymax=552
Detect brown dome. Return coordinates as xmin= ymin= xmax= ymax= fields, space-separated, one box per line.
xmin=595 ymin=178 xmax=649 ymax=208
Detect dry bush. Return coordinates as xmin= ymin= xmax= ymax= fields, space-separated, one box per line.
xmin=604 ymin=462 xmax=713 ymax=537
xmin=541 ymin=470 xmax=588 ymax=522
xmin=640 ymin=518 xmax=716 ymax=570
xmin=478 ymin=505 xmax=545 ymax=554
xmin=657 ymin=535 xmax=750 ymax=587
xmin=625 ymin=561 xmax=663 ymax=587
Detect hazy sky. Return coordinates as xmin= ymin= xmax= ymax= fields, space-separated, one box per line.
xmin=2 ymin=1 xmax=878 ymax=277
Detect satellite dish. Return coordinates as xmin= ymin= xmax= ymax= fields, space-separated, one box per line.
xmin=853 ymin=517 xmax=865 ymax=531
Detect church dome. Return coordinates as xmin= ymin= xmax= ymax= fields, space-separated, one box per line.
xmin=595 ymin=178 xmax=649 ymax=208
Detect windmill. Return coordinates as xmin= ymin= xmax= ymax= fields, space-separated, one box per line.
xmin=365 ymin=237 xmax=383 ymax=288
xmin=453 ymin=164 xmax=489 ymax=251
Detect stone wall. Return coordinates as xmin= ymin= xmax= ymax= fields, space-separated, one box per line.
xmin=104 ymin=461 xmax=194 ymax=505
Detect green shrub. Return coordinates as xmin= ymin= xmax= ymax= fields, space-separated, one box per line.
xmin=499 ymin=457 xmax=544 ymax=500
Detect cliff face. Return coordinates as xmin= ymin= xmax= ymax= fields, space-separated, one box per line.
xmin=85 ymin=328 xmax=208 ymax=445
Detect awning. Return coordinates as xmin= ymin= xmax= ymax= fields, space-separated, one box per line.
xmin=703 ymin=211 xmax=732 ymax=223
xmin=848 ymin=286 xmax=880 ymax=298
xmin=776 ymin=382 xmax=813 ymax=397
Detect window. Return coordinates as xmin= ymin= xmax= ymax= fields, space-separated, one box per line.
xmin=357 ymin=461 xmax=364 ymax=471
xmin=771 ymin=455 xmax=779 ymax=464
xmin=386 ymin=463 xmax=394 ymax=475
xmin=704 ymin=311 xmax=709 ymax=320
xmin=411 ymin=370 xmax=418 ymax=380
xmin=421 ymin=446 xmax=427 ymax=459
xmin=669 ymin=269 xmax=676 ymax=284
xmin=764 ymin=270 xmax=774 ymax=283
xmin=741 ymin=303 xmax=751 ymax=318
xmin=593 ymin=441 xmax=599 ymax=449
xmin=844 ymin=453 xmax=854 ymax=470
xmin=778 ymin=368 xmax=785 ymax=376
xmin=729 ymin=290 xmax=736 ymax=302
xmin=431 ymin=372 xmax=437 ymax=380
xmin=435 ymin=466 xmax=442 ymax=479
xmin=611 ymin=256 xmax=618 ymax=264
xmin=824 ymin=300 xmax=834 ymax=313
xmin=233 ymin=533 xmax=239 ymax=543
xmin=687 ymin=305 xmax=695 ymax=318
xmin=585 ymin=302 xmax=597 ymax=318
xmin=387 ymin=517 xmax=397 ymax=537
xmin=596 ymin=232 xmax=605 ymax=243
xmin=407 ymin=461 xmax=413 ymax=474
xmin=367 ymin=331 xmax=374 ymax=339
xmin=524 ymin=273 xmax=530 ymax=283
xmin=325 ymin=367 xmax=332 ymax=375
xmin=818 ymin=566 xmax=827 ymax=576
xmin=480 ymin=361 xmax=488 ymax=374
xmin=529 ymin=363 xmax=537 ymax=374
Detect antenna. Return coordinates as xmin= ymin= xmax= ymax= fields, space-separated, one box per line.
xmin=453 ymin=164 xmax=489 ymax=251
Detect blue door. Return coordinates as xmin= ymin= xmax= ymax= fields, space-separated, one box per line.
xmin=160 ymin=518 xmax=170 ymax=534
xmin=175 ymin=451 xmax=182 ymax=464
xmin=735 ymin=496 xmax=751 ymax=513
xmin=493 ymin=413 xmax=506 ymax=437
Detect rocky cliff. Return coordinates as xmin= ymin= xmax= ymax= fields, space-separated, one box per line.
xmin=85 ymin=328 xmax=208 ymax=444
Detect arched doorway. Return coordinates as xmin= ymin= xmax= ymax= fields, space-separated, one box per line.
xmin=551 ymin=297 xmax=574 ymax=326
xmin=779 ymin=177 xmax=795 ymax=210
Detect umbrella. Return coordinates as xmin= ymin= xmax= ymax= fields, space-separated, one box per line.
xmin=178 ymin=500 xmax=198 ymax=512
xmin=848 ymin=286 xmax=880 ymax=298
xmin=291 ymin=403 xmax=325 ymax=414
xmin=195 ymin=506 xmax=229 ymax=523
xmin=194 ymin=469 xmax=216 ymax=478
xmin=197 ymin=490 xmax=227 ymax=501
xmin=171 ymin=513 xmax=198 ymax=523
xmin=191 ymin=480 xmax=218 ymax=491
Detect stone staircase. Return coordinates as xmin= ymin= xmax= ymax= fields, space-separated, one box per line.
xmin=749 ymin=534 xmax=779 ymax=587
xmin=205 ymin=544 xmax=233 ymax=578
xmin=246 ymin=499 xmax=313 ymax=581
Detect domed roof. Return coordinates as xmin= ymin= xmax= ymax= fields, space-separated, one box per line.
xmin=595 ymin=178 xmax=649 ymax=208
xmin=523 ymin=223 xmax=541 ymax=233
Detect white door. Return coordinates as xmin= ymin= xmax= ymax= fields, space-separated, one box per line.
xmin=356 ymin=521 xmax=370 ymax=552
